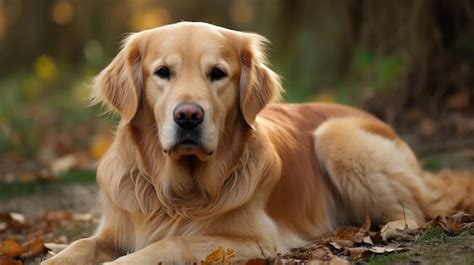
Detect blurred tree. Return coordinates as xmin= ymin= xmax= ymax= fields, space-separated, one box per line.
xmin=0 ymin=0 xmax=473 ymax=121
xmin=0 ymin=0 xmax=131 ymax=76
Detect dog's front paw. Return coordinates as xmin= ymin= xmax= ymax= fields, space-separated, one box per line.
xmin=381 ymin=219 xmax=419 ymax=241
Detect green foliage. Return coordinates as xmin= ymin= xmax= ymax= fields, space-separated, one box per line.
xmin=340 ymin=47 xmax=406 ymax=105
xmin=59 ymin=169 xmax=96 ymax=184
xmin=421 ymin=158 xmax=443 ymax=171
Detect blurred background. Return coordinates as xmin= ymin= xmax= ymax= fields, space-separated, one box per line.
xmin=0 ymin=0 xmax=473 ymax=207
xmin=0 ymin=1 xmax=473 ymax=261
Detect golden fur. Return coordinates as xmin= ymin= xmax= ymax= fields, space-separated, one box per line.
xmin=43 ymin=22 xmax=474 ymax=264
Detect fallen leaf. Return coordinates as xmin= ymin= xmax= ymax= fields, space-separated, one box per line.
xmin=202 ymin=247 xmax=235 ymax=264
xmin=332 ymin=226 xmax=368 ymax=247
xmin=8 ymin=214 xmax=25 ymax=225
xmin=49 ymin=153 xmax=78 ymax=175
xmin=368 ymin=245 xmax=407 ymax=254
xmin=20 ymin=238 xmax=49 ymax=260
xmin=0 ymin=239 xmax=24 ymax=257
xmin=426 ymin=211 xmax=474 ymax=235
xmin=346 ymin=247 xmax=369 ymax=260
xmin=311 ymin=246 xmax=332 ymax=261
xmin=331 ymin=239 xmax=353 ymax=248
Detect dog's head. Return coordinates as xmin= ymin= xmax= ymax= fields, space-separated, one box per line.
xmin=93 ymin=22 xmax=282 ymax=161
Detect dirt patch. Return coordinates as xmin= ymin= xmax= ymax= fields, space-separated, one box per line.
xmin=0 ymin=184 xmax=100 ymax=217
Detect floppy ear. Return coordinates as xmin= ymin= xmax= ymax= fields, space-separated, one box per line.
xmin=239 ymin=33 xmax=283 ymax=126
xmin=91 ymin=34 xmax=144 ymax=122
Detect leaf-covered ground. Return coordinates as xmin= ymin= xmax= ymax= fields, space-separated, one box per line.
xmin=200 ymin=212 xmax=474 ymax=264
xmin=1 ymin=177 xmax=474 ymax=264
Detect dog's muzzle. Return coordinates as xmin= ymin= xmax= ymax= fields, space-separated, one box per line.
xmin=163 ymin=103 xmax=213 ymax=160
xmin=173 ymin=103 xmax=204 ymax=147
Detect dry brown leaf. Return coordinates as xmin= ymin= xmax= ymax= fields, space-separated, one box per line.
xmin=426 ymin=211 xmax=474 ymax=235
xmin=331 ymin=239 xmax=353 ymax=249
xmin=202 ymin=247 xmax=235 ymax=264
xmin=310 ymin=246 xmax=332 ymax=261
xmin=346 ymin=247 xmax=369 ymax=260
xmin=20 ymin=238 xmax=48 ymax=260
xmin=333 ymin=226 xmax=366 ymax=243
xmin=0 ymin=239 xmax=24 ymax=257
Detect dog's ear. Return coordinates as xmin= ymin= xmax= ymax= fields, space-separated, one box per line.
xmin=91 ymin=34 xmax=144 ymax=122
xmin=239 ymin=33 xmax=283 ymax=126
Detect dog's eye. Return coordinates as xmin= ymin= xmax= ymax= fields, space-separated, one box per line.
xmin=209 ymin=67 xmax=227 ymax=81
xmin=155 ymin=66 xmax=171 ymax=79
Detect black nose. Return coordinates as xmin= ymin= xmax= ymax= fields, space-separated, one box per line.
xmin=173 ymin=103 xmax=204 ymax=129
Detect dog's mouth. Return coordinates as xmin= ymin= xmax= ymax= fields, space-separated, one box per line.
xmin=163 ymin=139 xmax=214 ymax=161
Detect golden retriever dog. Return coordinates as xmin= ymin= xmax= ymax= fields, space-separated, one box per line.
xmin=43 ymin=22 xmax=474 ymax=264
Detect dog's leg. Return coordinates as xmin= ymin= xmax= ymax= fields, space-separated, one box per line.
xmin=103 ymin=235 xmax=275 ymax=265
xmin=41 ymin=230 xmax=118 ymax=265
xmin=42 ymin=197 xmax=130 ymax=265
xmin=314 ymin=117 xmax=427 ymax=238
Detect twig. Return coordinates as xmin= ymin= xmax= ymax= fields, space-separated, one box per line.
xmin=402 ymin=203 xmax=408 ymax=229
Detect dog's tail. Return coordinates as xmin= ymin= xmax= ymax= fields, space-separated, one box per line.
xmin=420 ymin=169 xmax=474 ymax=218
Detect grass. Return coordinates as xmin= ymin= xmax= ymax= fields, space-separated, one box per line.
xmin=0 ymin=169 xmax=96 ymax=201
xmin=363 ymin=228 xmax=474 ymax=265
xmin=415 ymin=227 xmax=449 ymax=244
xmin=362 ymin=252 xmax=413 ymax=265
